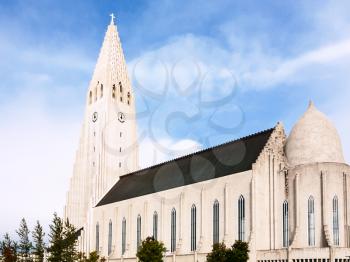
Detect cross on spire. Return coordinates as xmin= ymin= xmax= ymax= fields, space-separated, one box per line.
xmin=110 ymin=13 xmax=116 ymax=25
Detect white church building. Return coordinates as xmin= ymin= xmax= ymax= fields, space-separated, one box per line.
xmin=64 ymin=17 xmax=350 ymax=262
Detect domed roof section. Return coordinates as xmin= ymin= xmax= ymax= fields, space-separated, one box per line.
xmin=285 ymin=101 xmax=345 ymax=167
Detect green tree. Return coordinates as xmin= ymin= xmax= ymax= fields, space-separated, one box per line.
xmin=61 ymin=219 xmax=78 ymax=262
xmin=32 ymin=221 xmax=45 ymax=262
xmin=136 ymin=237 xmax=166 ymax=262
xmin=47 ymin=213 xmax=64 ymax=262
xmin=228 ymin=240 xmax=249 ymax=262
xmin=0 ymin=233 xmax=18 ymax=262
xmin=87 ymin=251 xmax=99 ymax=262
xmin=206 ymin=241 xmax=250 ymax=262
xmin=206 ymin=242 xmax=229 ymax=262
xmin=47 ymin=214 xmax=79 ymax=262
xmin=16 ymin=218 xmax=32 ymax=261
xmin=78 ymin=251 xmax=99 ymax=262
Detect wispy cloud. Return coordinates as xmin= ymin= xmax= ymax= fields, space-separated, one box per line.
xmin=242 ymin=38 xmax=350 ymax=88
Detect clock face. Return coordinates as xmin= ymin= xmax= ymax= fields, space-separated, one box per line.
xmin=92 ymin=112 xmax=98 ymax=122
xmin=118 ymin=112 xmax=125 ymax=123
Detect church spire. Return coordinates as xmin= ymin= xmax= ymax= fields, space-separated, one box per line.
xmin=88 ymin=14 xmax=131 ymax=101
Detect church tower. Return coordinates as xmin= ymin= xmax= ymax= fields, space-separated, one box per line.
xmin=65 ymin=15 xmax=139 ymax=231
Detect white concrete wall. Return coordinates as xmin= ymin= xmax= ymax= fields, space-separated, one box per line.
xmin=92 ymin=169 xmax=253 ymax=260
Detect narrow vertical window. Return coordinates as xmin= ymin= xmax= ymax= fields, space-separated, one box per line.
xmin=122 ymin=218 xmax=126 ymax=255
xmin=100 ymin=84 xmax=103 ymax=98
xmin=308 ymin=196 xmax=315 ymax=246
xmin=238 ymin=195 xmax=245 ymax=241
xmin=89 ymin=91 xmax=92 ymax=104
xmin=137 ymin=215 xmax=142 ymax=250
xmin=171 ymin=208 xmax=176 ymax=252
xmin=119 ymin=82 xmax=123 ymax=102
xmin=333 ymin=196 xmax=339 ymax=246
xmin=213 ymin=200 xmax=220 ymax=244
xmin=283 ymin=200 xmax=289 ymax=247
xmin=191 ymin=204 xmax=197 ymax=251
xmin=153 ymin=212 xmax=158 ymax=240
xmin=112 ymin=84 xmax=116 ymax=99
xmin=127 ymin=92 xmax=131 ymax=105
xmin=108 ymin=220 xmax=112 ymax=255
xmin=95 ymin=222 xmax=100 ymax=252
xmin=95 ymin=88 xmax=97 ymax=101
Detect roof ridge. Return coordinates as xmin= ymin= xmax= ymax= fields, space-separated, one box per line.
xmin=120 ymin=126 xmax=275 ymax=179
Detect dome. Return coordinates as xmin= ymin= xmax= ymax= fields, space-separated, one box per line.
xmin=285 ymin=101 xmax=345 ymax=167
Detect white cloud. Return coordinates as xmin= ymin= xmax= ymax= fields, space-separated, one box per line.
xmin=129 ymin=29 xmax=350 ymax=165
xmin=242 ymin=39 xmax=350 ymax=88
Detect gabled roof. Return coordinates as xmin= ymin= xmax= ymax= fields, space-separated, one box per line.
xmin=96 ymin=127 xmax=275 ymax=207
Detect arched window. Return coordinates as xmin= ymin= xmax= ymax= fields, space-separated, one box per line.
xmin=137 ymin=215 xmax=142 ymax=250
xmin=191 ymin=204 xmax=197 ymax=251
xmin=122 ymin=218 xmax=126 ymax=255
xmin=100 ymin=84 xmax=103 ymax=98
xmin=308 ymin=196 xmax=315 ymax=246
xmin=108 ymin=220 xmax=112 ymax=255
xmin=333 ymin=196 xmax=339 ymax=246
xmin=95 ymin=222 xmax=100 ymax=252
xmin=283 ymin=200 xmax=289 ymax=247
xmin=213 ymin=200 xmax=220 ymax=244
xmin=112 ymin=84 xmax=116 ymax=99
xmin=153 ymin=212 xmax=158 ymax=240
xmin=171 ymin=208 xmax=176 ymax=252
xmin=238 ymin=195 xmax=245 ymax=241
xmin=89 ymin=91 xmax=92 ymax=104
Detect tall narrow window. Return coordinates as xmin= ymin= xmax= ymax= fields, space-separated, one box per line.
xmin=122 ymin=218 xmax=126 ymax=255
xmin=153 ymin=212 xmax=158 ymax=240
xmin=89 ymin=91 xmax=92 ymax=104
xmin=112 ymin=84 xmax=116 ymax=99
xmin=119 ymin=82 xmax=123 ymax=102
xmin=95 ymin=222 xmax=100 ymax=252
xmin=308 ymin=196 xmax=315 ymax=246
xmin=100 ymin=84 xmax=103 ymax=98
xmin=137 ymin=215 xmax=142 ymax=250
xmin=171 ymin=208 xmax=176 ymax=252
xmin=108 ymin=220 xmax=112 ymax=255
xmin=95 ymin=88 xmax=97 ymax=101
xmin=238 ymin=195 xmax=245 ymax=241
xmin=213 ymin=200 xmax=220 ymax=244
xmin=333 ymin=196 xmax=339 ymax=246
xmin=127 ymin=92 xmax=131 ymax=105
xmin=191 ymin=204 xmax=197 ymax=251
xmin=283 ymin=201 xmax=289 ymax=247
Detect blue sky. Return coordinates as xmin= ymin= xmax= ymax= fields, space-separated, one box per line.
xmin=0 ymin=0 xmax=349 ymax=238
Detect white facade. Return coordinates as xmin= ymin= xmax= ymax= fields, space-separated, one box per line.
xmin=65 ymin=19 xmax=350 ymax=262
xmin=64 ymin=18 xmax=139 ymax=242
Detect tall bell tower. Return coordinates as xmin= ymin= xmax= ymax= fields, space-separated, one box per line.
xmin=65 ymin=14 xmax=139 ymax=232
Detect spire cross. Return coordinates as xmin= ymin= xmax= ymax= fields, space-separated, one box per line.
xmin=110 ymin=13 xmax=116 ymax=25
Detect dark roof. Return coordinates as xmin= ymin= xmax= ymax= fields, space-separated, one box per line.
xmin=96 ymin=127 xmax=274 ymax=207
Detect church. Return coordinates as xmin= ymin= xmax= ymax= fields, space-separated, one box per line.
xmin=64 ymin=16 xmax=350 ymax=262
